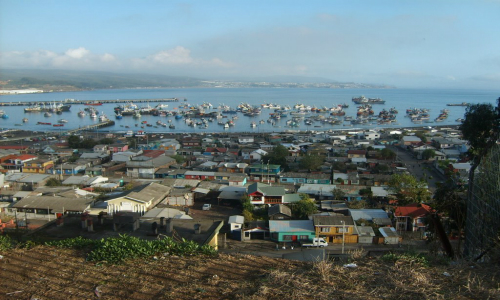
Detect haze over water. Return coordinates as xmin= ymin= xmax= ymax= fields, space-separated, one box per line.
xmin=0 ymin=88 xmax=498 ymax=134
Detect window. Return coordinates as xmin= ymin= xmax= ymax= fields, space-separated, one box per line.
xmin=338 ymin=227 xmax=348 ymax=233
xmin=299 ymin=235 xmax=309 ymax=241
xmin=320 ymin=227 xmax=330 ymax=233
xmin=283 ymin=235 xmax=292 ymax=241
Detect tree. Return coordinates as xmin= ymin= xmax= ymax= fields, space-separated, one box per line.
xmin=170 ymin=154 xmax=185 ymax=164
xmin=422 ymin=149 xmax=436 ymax=160
xmin=67 ymin=135 xmax=81 ymax=148
xmin=332 ymin=188 xmax=346 ymax=201
xmin=263 ymin=144 xmax=289 ymax=167
xmin=415 ymin=131 xmax=427 ymax=143
xmin=380 ymin=148 xmax=396 ymax=160
xmin=98 ymin=138 xmax=115 ymax=145
xmin=299 ymin=154 xmax=324 ymax=171
xmin=290 ymin=197 xmax=317 ymax=219
xmin=460 ymin=100 xmax=500 ymax=192
xmin=45 ymin=178 xmax=62 ymax=187
xmin=240 ymin=195 xmax=253 ymax=212
xmin=387 ymin=173 xmax=431 ymax=205
xmin=433 ymin=180 xmax=467 ymax=254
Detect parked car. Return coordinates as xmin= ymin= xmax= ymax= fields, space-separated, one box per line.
xmin=301 ymin=238 xmax=328 ymax=247
xmin=202 ymin=204 xmax=211 ymax=211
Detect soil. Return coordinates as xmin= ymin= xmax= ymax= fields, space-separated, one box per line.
xmin=1 ymin=246 xmax=499 ymax=300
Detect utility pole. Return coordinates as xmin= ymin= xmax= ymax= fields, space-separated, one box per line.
xmin=341 ymin=220 xmax=345 ymax=254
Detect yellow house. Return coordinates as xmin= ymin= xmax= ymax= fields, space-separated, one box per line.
xmin=313 ymin=215 xmax=358 ymax=244
xmin=23 ymin=159 xmax=54 ymax=174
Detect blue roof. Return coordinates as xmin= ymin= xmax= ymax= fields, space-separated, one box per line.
xmin=269 ymin=220 xmax=314 ymax=233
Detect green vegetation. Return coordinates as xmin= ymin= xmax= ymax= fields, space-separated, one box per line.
xmin=1 ymin=69 xmax=203 ymax=90
xmin=299 ymin=154 xmax=325 ymax=171
xmin=289 ymin=195 xmax=317 ymax=219
xmin=421 ymin=149 xmax=436 ymax=160
xmin=0 ymin=235 xmax=12 ymax=251
xmin=263 ymin=144 xmax=289 ymax=170
xmin=387 ymin=173 xmax=431 ymax=205
xmin=170 ymin=154 xmax=186 ymax=164
xmin=45 ymin=234 xmax=217 ymax=264
xmin=45 ymin=178 xmax=63 ymax=187
xmin=381 ymin=251 xmax=432 ymax=267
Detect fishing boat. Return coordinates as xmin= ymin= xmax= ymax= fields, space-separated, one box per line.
xmin=78 ymin=110 xmax=86 ymax=117
xmin=22 ymin=118 xmax=28 ymax=123
xmin=44 ymin=112 xmax=52 ymax=117
xmin=115 ymin=113 xmax=123 ymax=119
xmin=58 ymin=119 xmax=68 ymax=123
xmin=84 ymin=101 xmax=103 ymax=106
xmin=53 ymin=124 xmax=64 ymax=127
xmin=169 ymin=124 xmax=175 ymax=129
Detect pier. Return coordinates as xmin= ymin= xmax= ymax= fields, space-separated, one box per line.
xmin=0 ymin=98 xmax=180 ymax=107
xmin=66 ymin=120 xmax=116 ymax=134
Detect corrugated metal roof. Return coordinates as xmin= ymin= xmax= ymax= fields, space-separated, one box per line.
xmin=269 ymin=220 xmax=314 ymax=232
xmin=349 ymin=209 xmax=389 ymax=221
xmin=313 ymin=215 xmax=354 ymax=226
xmin=12 ymin=196 xmax=93 ymax=212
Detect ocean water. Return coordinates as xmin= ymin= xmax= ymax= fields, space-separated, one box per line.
xmin=0 ymin=88 xmax=498 ymax=134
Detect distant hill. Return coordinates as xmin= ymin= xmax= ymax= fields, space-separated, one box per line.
xmin=0 ymin=69 xmax=203 ymax=90
xmin=0 ymin=69 xmax=394 ymax=90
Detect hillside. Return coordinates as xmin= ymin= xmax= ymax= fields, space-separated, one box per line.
xmin=0 ymin=246 xmax=499 ymax=299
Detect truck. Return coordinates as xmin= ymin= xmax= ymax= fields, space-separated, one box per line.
xmin=301 ymin=238 xmax=328 ymax=248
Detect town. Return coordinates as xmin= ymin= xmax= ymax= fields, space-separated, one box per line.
xmin=0 ymin=124 xmax=472 ymax=259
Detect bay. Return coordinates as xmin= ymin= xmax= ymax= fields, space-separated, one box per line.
xmin=0 ymin=88 xmax=498 ymax=134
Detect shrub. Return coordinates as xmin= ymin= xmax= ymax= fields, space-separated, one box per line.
xmin=381 ymin=251 xmax=430 ymax=267
xmin=0 ymin=235 xmax=12 ymax=251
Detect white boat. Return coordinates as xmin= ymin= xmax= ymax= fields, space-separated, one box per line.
xmin=22 ymin=118 xmax=28 ymax=123
xmin=78 ymin=110 xmax=86 ymax=117
xmin=44 ymin=112 xmax=52 ymax=117
xmin=58 ymin=119 xmax=68 ymax=123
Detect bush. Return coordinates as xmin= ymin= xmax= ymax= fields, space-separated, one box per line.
xmin=0 ymin=235 xmax=12 ymax=251
xmin=381 ymin=251 xmax=430 ymax=267
xmin=46 ymin=234 xmax=217 ymax=264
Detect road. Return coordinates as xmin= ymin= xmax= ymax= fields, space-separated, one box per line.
xmin=389 ymin=145 xmax=446 ymax=193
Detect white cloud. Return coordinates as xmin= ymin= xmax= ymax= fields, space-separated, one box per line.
xmin=65 ymin=47 xmax=90 ymax=59
xmin=0 ymin=48 xmax=119 ymax=70
xmin=150 ymin=46 xmax=194 ymax=64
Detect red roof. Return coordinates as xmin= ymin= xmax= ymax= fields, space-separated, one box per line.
xmin=395 ymin=203 xmax=433 ymax=218
xmin=142 ymin=150 xmax=165 ymax=158
xmin=13 ymin=154 xmax=37 ymax=161
xmin=0 ymin=145 xmax=29 ymax=150
xmin=347 ymin=150 xmax=367 ymax=155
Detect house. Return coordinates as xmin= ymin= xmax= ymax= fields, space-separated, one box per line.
xmin=242 ymin=221 xmax=269 ymax=240
xmin=238 ymin=136 xmax=254 ymax=144
xmin=268 ymin=204 xmax=292 ymax=220
xmin=247 ymin=183 xmax=300 ymax=205
xmin=93 ymin=144 xmax=109 ymax=153
xmin=108 ymin=143 xmax=129 ymax=154
xmin=228 ymin=215 xmax=245 ymax=240
xmin=11 ymin=196 xmax=93 ymax=220
xmin=379 ymin=227 xmax=400 ymax=244
xmin=126 ymin=153 xmax=176 ymax=179
xmin=395 ymin=203 xmax=433 ymax=232
xmin=105 ymin=183 xmax=170 ymax=215
xmin=22 ymin=159 xmax=54 ymax=174
xmin=312 ymin=215 xmax=358 ymax=244
xmin=217 ymin=162 xmax=248 ymax=173
xmin=348 ymin=209 xmax=390 ymax=223
xmin=112 ymin=150 xmax=142 ymax=162
xmin=269 ymin=220 xmax=316 ymax=243
xmin=53 ymin=163 xmax=86 ymax=175
xmin=249 ymin=149 xmax=268 ymax=161
xmin=181 ymin=136 xmax=201 ymax=148
xmin=401 ymin=136 xmax=422 ymax=147
xmin=357 ymin=226 xmax=376 ymax=244
xmin=247 ymin=163 xmax=281 ymax=183
xmin=1 ymin=154 xmax=37 ymax=172
xmin=279 ymin=172 xmax=331 ymax=185
xmin=347 ymin=150 xmax=367 ymax=159
xmin=217 ymin=186 xmax=247 ymax=205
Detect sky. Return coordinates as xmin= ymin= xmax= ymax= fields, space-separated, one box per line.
xmin=1 ymin=0 xmax=499 ymax=89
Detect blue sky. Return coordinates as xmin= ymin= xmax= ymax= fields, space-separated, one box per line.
xmin=1 ymin=0 xmax=499 ymax=88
